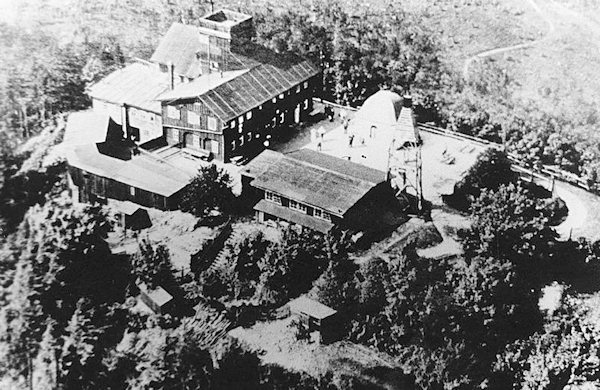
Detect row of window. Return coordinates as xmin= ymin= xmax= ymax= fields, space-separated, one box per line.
xmin=166 ymin=106 xmax=218 ymax=131
xmin=264 ymin=192 xmax=332 ymax=221
xmin=228 ymin=82 xmax=310 ymax=130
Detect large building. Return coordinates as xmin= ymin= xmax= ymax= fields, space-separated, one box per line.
xmin=241 ymin=149 xmax=404 ymax=234
xmin=154 ymin=9 xmax=320 ymax=161
xmin=64 ymin=8 xmax=321 ymax=210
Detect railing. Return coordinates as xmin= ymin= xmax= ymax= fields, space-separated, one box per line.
xmin=313 ymin=97 xmax=594 ymax=193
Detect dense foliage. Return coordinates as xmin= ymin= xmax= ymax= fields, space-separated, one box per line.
xmin=180 ymin=164 xmax=235 ymax=219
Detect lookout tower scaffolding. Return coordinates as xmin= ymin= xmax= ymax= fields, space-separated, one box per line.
xmin=386 ymin=95 xmax=423 ymax=212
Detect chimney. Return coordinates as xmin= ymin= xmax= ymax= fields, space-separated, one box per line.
xmin=169 ymin=62 xmax=175 ymax=90
xmin=121 ymin=103 xmax=128 ymax=139
xmin=403 ymin=94 xmax=412 ymax=108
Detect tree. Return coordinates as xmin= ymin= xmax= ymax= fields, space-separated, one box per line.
xmin=255 ymin=227 xmax=328 ymax=306
xmin=131 ymin=239 xmax=173 ymax=290
xmin=448 ymin=148 xmax=517 ymax=211
xmin=180 ymin=164 xmax=234 ymax=219
xmin=462 ymin=183 xmax=556 ymax=268
xmin=310 ymin=230 xmax=357 ymax=310
xmin=492 ymin=296 xmax=600 ymax=390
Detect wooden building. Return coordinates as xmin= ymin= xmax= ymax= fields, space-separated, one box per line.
xmin=288 ymin=296 xmax=338 ymax=344
xmin=153 ymin=9 xmax=320 ymax=161
xmin=66 ymin=117 xmax=193 ymax=210
xmin=241 ymin=149 xmax=402 ymax=234
xmin=87 ymin=62 xmax=169 ymax=146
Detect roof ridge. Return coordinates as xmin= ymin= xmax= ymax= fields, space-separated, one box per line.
xmin=283 ymin=150 xmax=382 ymax=186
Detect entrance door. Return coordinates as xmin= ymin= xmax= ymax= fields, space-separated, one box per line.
xmin=294 ymin=104 xmax=301 ymax=123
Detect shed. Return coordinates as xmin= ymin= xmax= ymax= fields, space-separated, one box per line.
xmin=138 ymin=283 xmax=174 ymax=314
xmin=288 ymin=296 xmax=338 ymax=344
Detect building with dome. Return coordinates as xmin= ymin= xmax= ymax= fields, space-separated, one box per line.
xmin=348 ymin=90 xmax=420 ymax=147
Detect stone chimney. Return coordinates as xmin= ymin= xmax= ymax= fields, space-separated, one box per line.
xmin=169 ymin=62 xmax=175 ymax=90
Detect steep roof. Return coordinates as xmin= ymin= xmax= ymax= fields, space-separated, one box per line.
xmin=87 ymin=62 xmax=169 ymax=114
xmin=150 ymin=23 xmax=206 ymax=79
xmin=250 ymin=149 xmax=386 ymax=216
xmin=396 ymin=103 xmax=420 ymax=146
xmin=67 ymin=144 xmax=192 ymax=197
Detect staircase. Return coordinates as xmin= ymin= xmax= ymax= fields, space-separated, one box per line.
xmin=206 ymin=225 xmax=244 ymax=274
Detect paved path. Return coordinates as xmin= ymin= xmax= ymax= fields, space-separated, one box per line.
xmin=462 ymin=0 xmax=555 ymax=79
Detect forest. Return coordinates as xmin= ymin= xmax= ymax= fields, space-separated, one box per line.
xmin=3 ymin=0 xmax=600 ymax=389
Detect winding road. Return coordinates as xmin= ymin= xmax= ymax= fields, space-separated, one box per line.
xmin=462 ymin=0 xmax=555 ymax=79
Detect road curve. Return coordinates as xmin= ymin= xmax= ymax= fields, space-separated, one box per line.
xmin=462 ymin=0 xmax=555 ymax=79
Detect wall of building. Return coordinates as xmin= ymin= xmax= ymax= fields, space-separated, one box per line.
xmin=161 ymin=73 xmax=318 ymax=161
xmin=68 ymin=166 xmax=179 ymax=210
xmin=92 ymin=99 xmax=163 ymax=145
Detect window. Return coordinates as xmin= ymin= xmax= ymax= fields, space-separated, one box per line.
xmin=239 ymin=135 xmax=244 ymax=146
xmin=207 ymin=116 xmax=217 ymax=130
xmin=296 ymin=85 xmax=301 ymax=93
xmin=179 ymin=75 xmax=185 ymax=83
xmin=129 ymin=186 xmax=136 ymax=196
xmin=279 ymin=93 xmax=284 ymax=100
xmin=323 ymin=213 xmax=332 ymax=221
xmin=290 ymin=200 xmax=307 ymax=213
xmin=303 ymin=81 xmax=309 ymax=89
xmin=171 ymin=128 xmax=179 ymax=142
xmin=188 ymin=111 xmax=200 ymax=125
xmin=159 ymin=63 xmax=168 ymax=72
xmin=304 ymin=99 xmax=309 ymax=110
xmin=271 ymin=117 xmax=277 ymax=127
xmin=279 ymin=112 xmax=285 ymax=124
xmin=247 ymin=131 xmax=252 ymax=141
xmin=231 ymin=140 xmax=236 ymax=151
xmin=313 ymin=208 xmax=322 ymax=218
xmin=258 ymin=105 xmax=263 ymax=110
xmin=167 ymin=106 xmax=180 ymax=120
xmin=230 ymin=120 xmax=236 ymax=128
xmin=238 ymin=116 xmax=244 ymax=124
xmin=265 ymin=191 xmax=281 ymax=204
xmin=272 ymin=98 xmax=277 ymax=103
xmin=246 ymin=111 xmax=252 ymax=120
xmin=211 ymin=140 xmax=219 ymax=154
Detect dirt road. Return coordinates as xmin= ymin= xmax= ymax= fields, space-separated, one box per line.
xmin=462 ymin=0 xmax=554 ymax=79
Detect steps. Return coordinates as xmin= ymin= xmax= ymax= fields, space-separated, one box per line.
xmin=206 ymin=226 xmax=244 ymax=274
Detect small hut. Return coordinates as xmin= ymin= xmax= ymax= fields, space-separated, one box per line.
xmin=138 ymin=283 xmax=174 ymax=314
xmin=288 ymin=296 xmax=338 ymax=344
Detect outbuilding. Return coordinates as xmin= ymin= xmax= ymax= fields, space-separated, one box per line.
xmin=288 ymin=296 xmax=338 ymax=344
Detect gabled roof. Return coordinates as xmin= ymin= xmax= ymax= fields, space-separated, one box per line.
xmin=195 ymin=60 xmax=318 ymax=122
xmin=241 ymin=149 xmax=284 ymax=179
xmin=250 ymin=149 xmax=386 ymax=216
xmin=87 ymin=62 xmax=169 ymax=114
xmin=150 ymin=23 xmax=206 ymax=79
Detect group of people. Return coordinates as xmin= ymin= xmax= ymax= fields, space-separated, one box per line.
xmin=314 ymin=106 xmax=375 ymax=151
